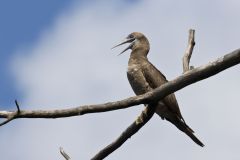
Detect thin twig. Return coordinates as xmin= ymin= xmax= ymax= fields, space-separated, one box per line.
xmin=60 ymin=147 xmax=71 ymax=160
xmin=91 ymin=104 xmax=157 ymax=160
xmin=183 ymin=29 xmax=195 ymax=73
xmin=15 ymin=100 xmax=20 ymax=113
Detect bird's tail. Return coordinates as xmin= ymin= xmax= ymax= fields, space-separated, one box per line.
xmin=168 ymin=118 xmax=204 ymax=147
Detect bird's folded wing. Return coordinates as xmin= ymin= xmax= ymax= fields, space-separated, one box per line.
xmin=142 ymin=63 xmax=184 ymax=120
xmin=127 ymin=68 xmax=152 ymax=96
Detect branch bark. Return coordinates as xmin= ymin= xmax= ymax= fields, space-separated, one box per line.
xmin=0 ymin=48 xmax=240 ymax=124
xmin=183 ymin=29 xmax=195 ymax=72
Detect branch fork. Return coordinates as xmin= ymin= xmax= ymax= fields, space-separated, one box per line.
xmin=0 ymin=100 xmax=21 ymax=126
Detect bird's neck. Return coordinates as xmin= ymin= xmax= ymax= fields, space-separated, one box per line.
xmin=128 ymin=49 xmax=149 ymax=66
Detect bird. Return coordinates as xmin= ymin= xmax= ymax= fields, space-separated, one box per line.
xmin=112 ymin=32 xmax=204 ymax=147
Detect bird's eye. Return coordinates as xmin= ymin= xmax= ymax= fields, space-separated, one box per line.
xmin=128 ymin=34 xmax=134 ymax=39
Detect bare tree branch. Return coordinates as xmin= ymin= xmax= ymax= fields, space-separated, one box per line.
xmin=0 ymin=29 xmax=240 ymax=160
xmin=91 ymin=104 xmax=157 ymax=160
xmin=183 ymin=29 xmax=195 ymax=73
xmin=0 ymin=48 xmax=240 ymax=126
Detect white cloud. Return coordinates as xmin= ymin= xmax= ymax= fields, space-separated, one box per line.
xmin=1 ymin=0 xmax=240 ymax=159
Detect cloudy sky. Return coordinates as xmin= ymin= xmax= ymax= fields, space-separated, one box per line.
xmin=1 ymin=0 xmax=240 ymax=159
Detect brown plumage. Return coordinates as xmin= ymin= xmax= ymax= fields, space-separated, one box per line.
xmin=113 ymin=32 xmax=204 ymax=147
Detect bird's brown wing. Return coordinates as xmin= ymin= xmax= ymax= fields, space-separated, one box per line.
xmin=142 ymin=62 xmax=184 ymax=121
xmin=127 ymin=68 xmax=152 ymax=96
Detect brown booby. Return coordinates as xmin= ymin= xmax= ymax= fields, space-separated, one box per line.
xmin=113 ymin=32 xmax=204 ymax=147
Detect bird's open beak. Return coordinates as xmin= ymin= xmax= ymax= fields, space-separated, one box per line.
xmin=112 ymin=37 xmax=135 ymax=55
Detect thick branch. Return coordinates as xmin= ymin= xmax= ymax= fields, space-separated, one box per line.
xmin=0 ymin=48 xmax=240 ymax=122
xmin=183 ymin=29 xmax=195 ymax=72
xmin=91 ymin=104 xmax=156 ymax=160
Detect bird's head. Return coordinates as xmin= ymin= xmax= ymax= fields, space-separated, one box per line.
xmin=112 ymin=32 xmax=150 ymax=56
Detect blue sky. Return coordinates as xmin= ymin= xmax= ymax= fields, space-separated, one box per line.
xmin=1 ymin=1 xmax=240 ymax=160
xmin=0 ymin=0 xmax=139 ymax=107
xmin=0 ymin=0 xmax=76 ymax=106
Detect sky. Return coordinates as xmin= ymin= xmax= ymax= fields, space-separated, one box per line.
xmin=0 ymin=0 xmax=240 ymax=159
